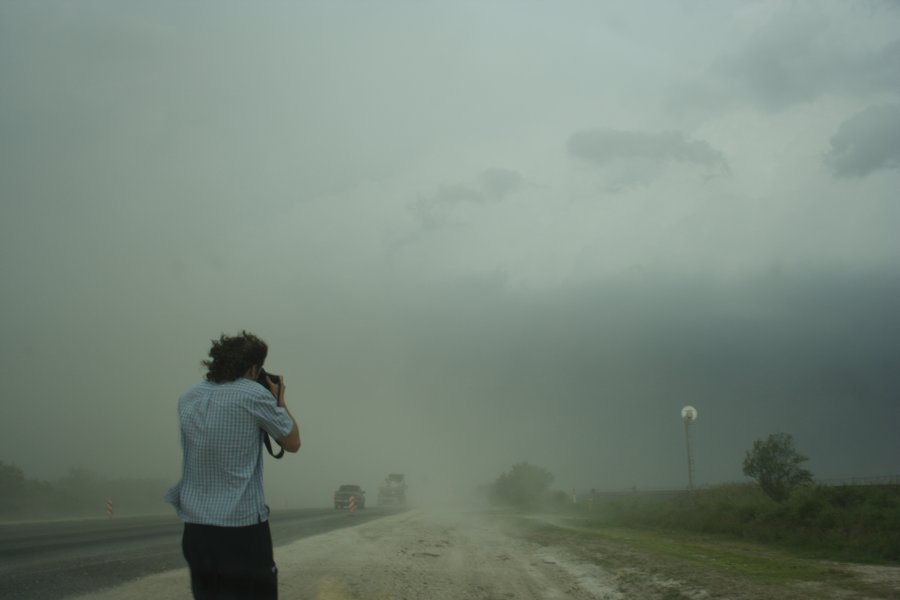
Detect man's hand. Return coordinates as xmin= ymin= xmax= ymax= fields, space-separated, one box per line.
xmin=270 ymin=374 xmax=300 ymax=452
xmin=268 ymin=375 xmax=286 ymax=406
xmin=264 ymin=375 xmax=284 ymax=403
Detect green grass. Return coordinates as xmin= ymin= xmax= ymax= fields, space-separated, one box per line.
xmin=515 ymin=516 xmax=849 ymax=585
xmin=503 ymin=515 xmax=898 ymax=598
xmin=568 ymin=521 xmax=850 ymax=584
xmin=569 ymin=483 xmax=900 ymax=564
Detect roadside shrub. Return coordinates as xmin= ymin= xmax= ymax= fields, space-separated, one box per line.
xmin=490 ymin=462 xmax=555 ymax=509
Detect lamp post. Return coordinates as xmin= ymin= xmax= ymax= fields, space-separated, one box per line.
xmin=681 ymin=406 xmax=698 ymax=492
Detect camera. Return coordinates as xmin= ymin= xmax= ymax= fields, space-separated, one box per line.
xmin=256 ymin=367 xmax=281 ymax=391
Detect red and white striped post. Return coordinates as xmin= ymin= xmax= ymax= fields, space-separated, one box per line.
xmin=348 ymin=495 xmax=357 ymax=514
xmin=105 ymin=499 xmax=114 ymax=518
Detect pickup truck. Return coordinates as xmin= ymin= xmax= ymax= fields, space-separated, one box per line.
xmin=333 ymin=484 xmax=366 ymax=509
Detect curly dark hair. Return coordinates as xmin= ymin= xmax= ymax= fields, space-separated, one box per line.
xmin=202 ymin=331 xmax=268 ymax=383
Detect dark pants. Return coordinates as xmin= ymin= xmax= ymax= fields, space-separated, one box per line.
xmin=181 ymin=521 xmax=278 ymax=600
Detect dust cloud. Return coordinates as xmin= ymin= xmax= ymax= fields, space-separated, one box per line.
xmin=1 ymin=1 xmax=898 ymax=515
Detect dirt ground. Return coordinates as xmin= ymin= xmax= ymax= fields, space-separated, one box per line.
xmin=73 ymin=509 xmax=900 ymax=600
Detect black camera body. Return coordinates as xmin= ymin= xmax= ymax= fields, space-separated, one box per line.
xmin=256 ymin=367 xmax=281 ymax=390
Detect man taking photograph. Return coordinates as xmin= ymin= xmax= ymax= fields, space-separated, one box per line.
xmin=165 ymin=331 xmax=300 ymax=599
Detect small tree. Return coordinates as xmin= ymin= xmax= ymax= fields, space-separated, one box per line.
xmin=491 ymin=462 xmax=554 ymax=508
xmin=742 ymin=432 xmax=813 ymax=502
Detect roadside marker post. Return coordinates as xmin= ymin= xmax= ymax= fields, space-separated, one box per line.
xmin=105 ymin=499 xmax=113 ymax=518
xmin=348 ymin=495 xmax=357 ymax=514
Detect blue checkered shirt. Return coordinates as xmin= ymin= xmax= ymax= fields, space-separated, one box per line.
xmin=164 ymin=378 xmax=294 ymax=526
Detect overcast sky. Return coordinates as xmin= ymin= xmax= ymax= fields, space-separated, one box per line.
xmin=1 ymin=0 xmax=898 ymax=509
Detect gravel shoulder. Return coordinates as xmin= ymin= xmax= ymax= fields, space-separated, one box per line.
xmin=70 ymin=509 xmax=900 ymax=599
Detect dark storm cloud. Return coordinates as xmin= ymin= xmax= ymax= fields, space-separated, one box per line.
xmin=476 ymin=168 xmax=527 ymax=200
xmin=716 ymin=31 xmax=900 ymax=110
xmin=409 ymin=186 xmax=478 ymax=230
xmin=566 ymin=128 xmax=727 ymax=169
xmin=826 ymin=104 xmax=900 ymax=178
xmin=394 ymin=265 xmax=900 ymax=486
xmin=710 ymin=10 xmax=836 ymax=111
xmin=409 ymin=168 xmax=527 ymax=229
xmin=852 ymin=37 xmax=900 ymax=94
xmin=433 ymin=184 xmax=485 ymax=205
xmin=672 ymin=6 xmax=899 ymax=115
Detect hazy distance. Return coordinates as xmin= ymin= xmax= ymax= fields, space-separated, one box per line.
xmin=1 ymin=0 xmax=898 ymax=510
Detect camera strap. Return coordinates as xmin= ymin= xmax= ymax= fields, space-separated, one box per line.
xmin=263 ymin=432 xmax=284 ymax=459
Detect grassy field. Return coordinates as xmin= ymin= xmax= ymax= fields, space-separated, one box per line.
xmin=508 ymin=514 xmax=899 ymax=599
xmin=574 ymin=482 xmax=900 ymax=565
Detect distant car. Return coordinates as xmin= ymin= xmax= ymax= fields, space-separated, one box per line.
xmin=333 ymin=484 xmax=366 ymax=509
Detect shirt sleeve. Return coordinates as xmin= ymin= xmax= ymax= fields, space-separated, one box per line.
xmin=248 ymin=388 xmax=295 ymax=440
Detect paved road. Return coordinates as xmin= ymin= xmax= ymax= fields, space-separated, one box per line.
xmin=0 ymin=508 xmax=397 ymax=600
